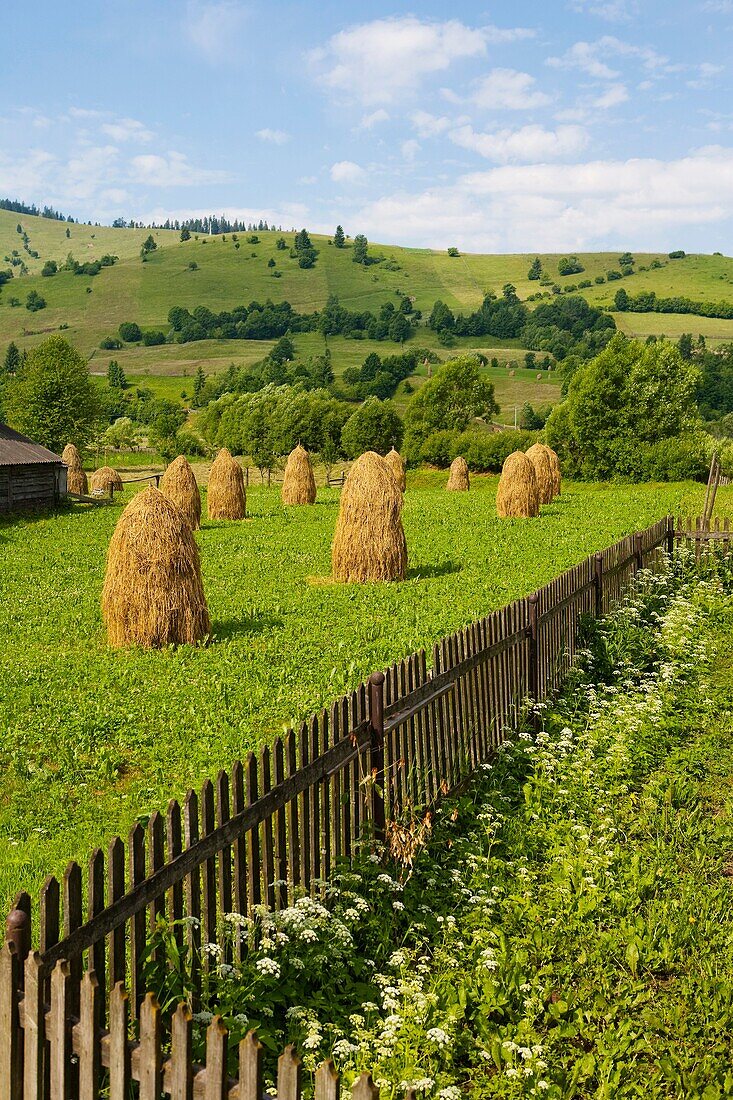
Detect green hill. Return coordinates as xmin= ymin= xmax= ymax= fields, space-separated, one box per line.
xmin=3 ymin=207 xmax=733 ymax=422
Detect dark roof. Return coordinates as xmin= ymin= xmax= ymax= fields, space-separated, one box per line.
xmin=0 ymin=423 xmax=63 ymax=466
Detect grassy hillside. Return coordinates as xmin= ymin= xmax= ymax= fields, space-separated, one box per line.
xmin=2 ymin=207 xmax=732 ymax=424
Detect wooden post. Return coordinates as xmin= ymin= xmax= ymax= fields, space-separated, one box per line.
xmin=368 ymin=673 xmax=386 ymax=840
xmin=633 ymin=533 xmax=644 ymax=574
xmin=4 ymin=909 xmax=30 ymax=968
xmin=0 ymin=943 xmax=21 ymax=1100
xmin=593 ymin=553 xmax=603 ymax=619
xmin=527 ymin=592 xmax=539 ymax=701
xmin=666 ymin=515 xmax=674 ymax=557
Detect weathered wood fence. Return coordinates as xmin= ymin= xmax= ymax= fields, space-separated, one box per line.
xmin=3 ymin=514 xmax=727 ymax=1098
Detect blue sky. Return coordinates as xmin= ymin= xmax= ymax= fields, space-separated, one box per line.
xmin=2 ymin=0 xmax=733 ymax=252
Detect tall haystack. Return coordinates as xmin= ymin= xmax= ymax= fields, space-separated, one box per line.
xmin=545 ymin=445 xmax=561 ymax=498
xmin=90 ymin=466 xmax=123 ymax=494
xmin=207 ymin=448 xmax=246 ymax=520
xmin=332 ymin=451 xmax=407 ymax=583
xmin=446 ymin=456 xmax=470 ymax=492
xmin=101 ymin=487 xmax=210 ymax=648
xmin=525 ymin=443 xmax=554 ymax=505
xmin=62 ymin=443 xmax=88 ymax=495
xmin=496 ymin=451 xmax=540 ymax=518
xmin=160 ymin=455 xmax=202 ymax=530
xmin=281 ymin=444 xmax=316 ymax=505
xmin=384 ymin=447 xmax=406 ymax=492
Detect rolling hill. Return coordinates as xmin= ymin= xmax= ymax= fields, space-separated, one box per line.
xmin=3 ymin=207 xmax=733 ymax=422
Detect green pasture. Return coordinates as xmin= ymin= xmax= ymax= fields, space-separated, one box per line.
xmin=0 ymin=476 xmax=721 ymax=910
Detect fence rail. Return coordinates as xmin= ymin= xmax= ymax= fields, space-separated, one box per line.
xmin=5 ymin=513 xmax=725 ymax=1097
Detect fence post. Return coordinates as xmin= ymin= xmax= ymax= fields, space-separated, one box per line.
xmin=4 ymin=909 xmax=30 ymax=977
xmin=527 ymin=594 xmax=540 ymax=731
xmin=594 ymin=553 xmax=603 ymax=619
xmin=666 ymin=515 xmax=674 ymax=557
xmin=633 ymin=533 xmax=644 ymax=574
xmin=368 ymin=673 xmax=386 ymax=840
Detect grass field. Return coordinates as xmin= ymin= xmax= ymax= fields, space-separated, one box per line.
xmin=0 ymin=476 xmax=723 ymax=910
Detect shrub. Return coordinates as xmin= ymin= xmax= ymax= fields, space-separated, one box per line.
xmin=100 ymin=336 xmax=123 ymax=350
xmin=142 ymin=330 xmax=166 ymax=347
xmin=119 ymin=321 xmax=142 ymax=342
xmin=26 ymin=290 xmax=46 ymax=312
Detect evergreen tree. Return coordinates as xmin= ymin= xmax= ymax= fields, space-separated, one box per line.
xmin=180 ymin=227 xmax=191 ymax=241
xmin=527 ymin=257 xmax=542 ymax=281
xmin=193 ymin=365 xmax=206 ymax=406
xmin=333 ymin=224 xmax=346 ymax=248
xmin=3 ymin=341 xmax=20 ymax=376
xmin=352 ymin=234 xmax=369 ymax=264
xmin=107 ymin=359 xmax=128 ymax=389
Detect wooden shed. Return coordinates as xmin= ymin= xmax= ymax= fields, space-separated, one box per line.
xmin=0 ymin=423 xmax=66 ymax=513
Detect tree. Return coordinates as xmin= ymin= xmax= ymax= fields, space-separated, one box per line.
xmin=3 ymin=342 xmax=20 ymax=376
xmin=524 ymin=352 xmax=536 ymax=370
xmin=527 ymin=257 xmax=542 ymax=281
xmin=352 ymin=234 xmax=369 ymax=265
xmin=104 ymin=417 xmax=139 ymax=450
xmin=65 ymin=227 xmax=71 ymax=239
xmin=107 ymin=360 xmax=128 ymax=389
xmin=519 ymin=403 xmax=546 ymax=430
xmin=119 ymin=322 xmax=142 ymax=343
xmin=678 ymin=333 xmax=694 ymax=361
xmin=545 ymin=334 xmax=700 ymax=479
xmin=141 ymin=234 xmax=157 ymax=256
xmin=193 ymin=365 xmax=206 ymax=406
xmin=341 ymin=397 xmax=404 ymax=458
xmin=447 ymin=247 xmax=459 ymax=257
xmin=333 ymin=225 xmax=346 ymax=248
xmin=3 ymin=335 xmax=101 ymax=452
xmin=428 ymin=300 xmax=455 ymax=332
xmin=180 ymin=227 xmax=191 ymax=241
xmin=26 ymin=290 xmax=46 ymax=312
xmin=558 ymin=257 xmax=584 ymax=276
xmin=404 ymin=356 xmax=499 ymax=457
xmin=41 ymin=260 xmax=58 ymax=277
xmin=388 ymin=313 xmax=411 ymax=344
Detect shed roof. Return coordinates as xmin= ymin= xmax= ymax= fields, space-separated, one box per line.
xmin=0 ymin=423 xmax=63 ymax=466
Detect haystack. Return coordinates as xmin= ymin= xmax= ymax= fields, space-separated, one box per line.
xmin=446 ymin=456 xmax=470 ymax=491
xmin=62 ymin=443 xmax=88 ymax=495
xmin=281 ymin=444 xmax=316 ymax=505
xmin=160 ymin=455 xmax=201 ymax=530
xmin=332 ymin=451 xmax=407 ymax=583
xmin=207 ymin=448 xmax=246 ymax=520
xmin=545 ymin=445 xmax=562 ymax=498
xmin=384 ymin=447 xmax=406 ymax=492
xmin=496 ymin=451 xmax=540 ymax=518
xmin=90 ymin=466 xmax=123 ymax=494
xmin=525 ymin=443 xmax=554 ymax=505
xmin=62 ymin=443 xmax=82 ymax=468
xmin=101 ymin=487 xmax=210 ymax=648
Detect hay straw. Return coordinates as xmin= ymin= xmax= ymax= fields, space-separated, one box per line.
xmin=207 ymin=448 xmax=246 ymax=520
xmin=544 ymin=444 xmax=561 ymax=498
xmin=446 ymin=456 xmax=470 ymax=491
xmin=384 ymin=447 xmax=406 ymax=492
xmin=62 ymin=443 xmax=83 ymax=469
xmin=90 ymin=466 xmax=123 ymax=493
xmin=496 ymin=451 xmax=540 ymax=518
xmin=67 ymin=466 xmax=88 ymax=495
xmin=160 ymin=455 xmax=202 ymax=530
xmin=332 ymin=451 xmax=407 ymax=583
xmin=525 ymin=442 xmax=554 ymax=505
xmin=281 ymin=444 xmax=317 ymax=505
xmin=101 ymin=487 xmax=210 ymax=648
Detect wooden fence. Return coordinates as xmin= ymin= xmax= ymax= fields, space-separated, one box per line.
xmin=3 ymin=513 xmax=719 ymax=1098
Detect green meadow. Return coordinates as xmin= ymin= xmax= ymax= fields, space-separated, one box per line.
xmin=0 ymin=475 xmax=720 ymax=911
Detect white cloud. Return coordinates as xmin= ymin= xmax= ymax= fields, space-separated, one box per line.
xmin=141 ymin=201 xmax=310 ymax=228
xmin=450 ymin=123 xmax=588 ymax=163
xmin=401 ymin=139 xmax=420 ymax=161
xmin=410 ymin=110 xmax=453 ymax=138
xmin=472 ymin=69 xmax=552 ymax=110
xmin=309 ymin=16 xmax=532 ymax=105
xmin=101 ymin=118 xmax=155 ymax=143
xmin=702 ymin=1 xmax=733 ymax=11
xmin=330 ymin=160 xmax=365 ymax=183
xmin=128 ymin=151 xmax=227 ymax=187
xmin=359 ymin=109 xmax=390 ymax=129
xmin=592 ymin=83 xmax=629 ymax=108
xmin=346 ymin=146 xmax=733 ymax=251
xmin=547 ymin=36 xmax=669 ymax=80
xmin=255 ymin=128 xmax=290 ymax=145
xmin=569 ymin=0 xmax=636 ymax=20
xmin=183 ymin=0 xmax=249 ymax=61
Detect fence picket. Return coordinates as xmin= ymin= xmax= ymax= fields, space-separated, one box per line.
xmin=0 ymin=944 xmax=20 ymax=1100
xmin=246 ymin=755 xmax=262 ymax=911
xmin=170 ymin=1002 xmax=194 ymax=1100
xmin=274 ymin=739 xmax=288 ymax=910
xmin=138 ymin=993 xmax=162 ymax=1100
xmin=277 ymin=1044 xmax=302 ymax=1099
xmin=23 ymin=953 xmax=45 ymax=1100
xmin=128 ymin=824 xmax=146 ymax=1013
xmin=204 ymin=1017 xmax=228 ymax=1100
xmin=78 ymin=970 xmax=100 ymax=1100
xmin=49 ymin=960 xmax=71 ymax=1100
xmin=108 ymin=983 xmax=130 ymax=1100
xmin=184 ymin=790 xmax=202 ymax=1010
xmin=315 ymin=1060 xmax=340 ymax=1100
xmin=260 ymin=748 xmax=276 ymax=910
xmin=216 ymin=772 xmax=233 ymax=956
xmin=237 ymin=1030 xmax=263 ymax=1100
xmin=167 ymin=800 xmax=184 ymax=953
